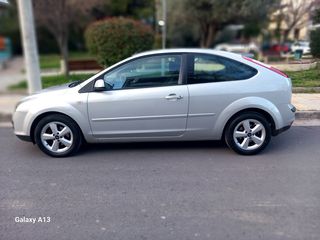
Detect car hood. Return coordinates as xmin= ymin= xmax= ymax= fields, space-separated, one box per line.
xmin=20 ymin=83 xmax=71 ymax=103
xmin=36 ymin=83 xmax=70 ymax=93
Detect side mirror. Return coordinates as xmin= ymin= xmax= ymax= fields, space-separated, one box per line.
xmin=94 ymin=79 xmax=106 ymax=92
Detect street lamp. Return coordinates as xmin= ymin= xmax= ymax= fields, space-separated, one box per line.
xmin=158 ymin=20 xmax=165 ymax=27
xmin=159 ymin=0 xmax=166 ymax=49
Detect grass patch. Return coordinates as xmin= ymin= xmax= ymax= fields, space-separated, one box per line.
xmin=9 ymin=81 xmax=28 ymax=90
xmin=8 ymin=74 xmax=93 ymax=90
xmin=40 ymin=52 xmax=94 ymax=69
xmin=287 ymin=68 xmax=320 ymax=87
xmin=39 ymin=55 xmax=60 ymax=69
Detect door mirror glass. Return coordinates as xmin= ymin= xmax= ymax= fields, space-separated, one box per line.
xmin=94 ymin=79 xmax=106 ymax=91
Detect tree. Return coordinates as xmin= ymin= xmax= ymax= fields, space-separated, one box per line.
xmin=0 ymin=0 xmax=22 ymax=54
xmin=313 ymin=3 xmax=320 ymax=25
xmin=166 ymin=0 xmax=200 ymax=47
xmin=310 ymin=29 xmax=320 ymax=58
xmin=33 ymin=0 xmax=103 ymax=76
xmin=181 ymin=0 xmax=278 ymax=48
xmin=310 ymin=1 xmax=320 ymax=59
xmin=92 ymin=0 xmax=155 ymax=26
xmin=85 ymin=17 xmax=154 ymax=67
xmin=281 ymin=0 xmax=316 ymax=41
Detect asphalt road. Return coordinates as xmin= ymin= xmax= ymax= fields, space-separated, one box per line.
xmin=1 ymin=126 xmax=320 ymax=240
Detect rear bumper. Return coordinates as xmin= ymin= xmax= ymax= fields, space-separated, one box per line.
xmin=272 ymin=122 xmax=293 ymax=136
xmin=272 ymin=103 xmax=295 ymax=136
xmin=289 ymin=104 xmax=296 ymax=113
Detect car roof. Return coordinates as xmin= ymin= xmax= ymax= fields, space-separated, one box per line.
xmin=133 ymin=48 xmax=242 ymax=59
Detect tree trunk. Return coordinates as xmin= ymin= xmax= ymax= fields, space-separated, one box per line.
xmin=204 ymin=24 xmax=215 ymax=48
xmin=58 ymin=34 xmax=69 ymax=77
xmin=200 ymin=28 xmax=207 ymax=48
xmin=283 ymin=29 xmax=290 ymax=43
xmin=199 ymin=23 xmax=216 ymax=48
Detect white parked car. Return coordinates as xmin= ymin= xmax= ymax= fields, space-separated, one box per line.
xmin=214 ymin=42 xmax=259 ymax=54
xmin=291 ymin=41 xmax=311 ymax=55
xmin=13 ymin=49 xmax=295 ymax=157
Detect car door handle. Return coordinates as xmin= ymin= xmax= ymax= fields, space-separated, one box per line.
xmin=165 ymin=94 xmax=183 ymax=100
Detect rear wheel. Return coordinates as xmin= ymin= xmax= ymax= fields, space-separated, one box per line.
xmin=224 ymin=112 xmax=271 ymax=155
xmin=34 ymin=114 xmax=82 ymax=157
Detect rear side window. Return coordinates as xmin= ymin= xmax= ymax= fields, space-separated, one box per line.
xmin=187 ymin=54 xmax=257 ymax=84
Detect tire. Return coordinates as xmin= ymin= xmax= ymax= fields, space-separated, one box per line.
xmin=34 ymin=114 xmax=83 ymax=157
xmin=224 ymin=112 xmax=271 ymax=155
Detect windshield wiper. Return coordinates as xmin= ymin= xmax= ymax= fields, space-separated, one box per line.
xmin=68 ymin=80 xmax=83 ymax=88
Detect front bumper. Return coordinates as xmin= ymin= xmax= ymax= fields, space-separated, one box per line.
xmin=12 ymin=110 xmax=33 ymax=142
xmin=16 ymin=134 xmax=32 ymax=142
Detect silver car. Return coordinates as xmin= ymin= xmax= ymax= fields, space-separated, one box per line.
xmin=13 ymin=49 xmax=295 ymax=157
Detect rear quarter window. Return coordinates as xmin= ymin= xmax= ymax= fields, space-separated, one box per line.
xmin=187 ymin=54 xmax=258 ymax=84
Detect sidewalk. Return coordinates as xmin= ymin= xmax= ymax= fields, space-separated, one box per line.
xmin=0 ymin=57 xmax=25 ymax=92
xmin=291 ymin=94 xmax=320 ymax=110
xmin=0 ymin=93 xmax=320 ymax=122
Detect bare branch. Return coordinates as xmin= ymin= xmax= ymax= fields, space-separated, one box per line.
xmin=32 ymin=0 xmax=104 ymax=75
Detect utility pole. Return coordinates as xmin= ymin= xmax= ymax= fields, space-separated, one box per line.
xmin=17 ymin=0 xmax=42 ymax=94
xmin=162 ymin=0 xmax=166 ymax=49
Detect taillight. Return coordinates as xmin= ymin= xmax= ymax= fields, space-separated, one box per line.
xmin=242 ymin=56 xmax=288 ymax=78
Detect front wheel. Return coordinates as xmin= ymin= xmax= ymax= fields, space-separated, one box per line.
xmin=224 ymin=112 xmax=271 ymax=155
xmin=34 ymin=114 xmax=82 ymax=157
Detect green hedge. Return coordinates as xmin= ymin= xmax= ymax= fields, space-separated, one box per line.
xmin=85 ymin=17 xmax=154 ymax=67
xmin=310 ymin=29 xmax=320 ymax=58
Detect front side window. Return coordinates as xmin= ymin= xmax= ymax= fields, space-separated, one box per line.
xmin=102 ymin=55 xmax=181 ymax=90
xmin=187 ymin=54 xmax=257 ymax=84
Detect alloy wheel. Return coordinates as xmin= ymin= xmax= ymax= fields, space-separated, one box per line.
xmin=233 ymin=119 xmax=266 ymax=151
xmin=40 ymin=121 xmax=73 ymax=153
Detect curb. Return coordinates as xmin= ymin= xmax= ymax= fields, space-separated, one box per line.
xmin=0 ymin=113 xmax=11 ymax=123
xmin=295 ymin=111 xmax=320 ymax=120
xmin=292 ymin=87 xmax=320 ymax=93
xmin=1 ymin=111 xmax=320 ymax=123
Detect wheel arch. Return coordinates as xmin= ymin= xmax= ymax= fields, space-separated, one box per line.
xmin=221 ymin=108 xmax=276 ymax=140
xmin=212 ymin=96 xmax=283 ymax=140
xmin=29 ymin=111 xmax=85 ymax=144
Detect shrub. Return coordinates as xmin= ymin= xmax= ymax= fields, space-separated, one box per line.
xmin=85 ymin=17 xmax=154 ymax=67
xmin=310 ymin=29 xmax=320 ymax=58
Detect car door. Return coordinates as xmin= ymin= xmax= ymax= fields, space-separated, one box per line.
xmin=87 ymin=54 xmax=189 ymax=139
xmin=185 ymin=53 xmax=258 ymax=137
